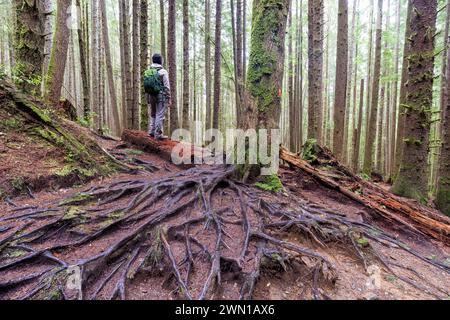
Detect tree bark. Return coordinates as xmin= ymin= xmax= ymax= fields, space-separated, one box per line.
xmin=77 ymin=0 xmax=90 ymax=119
xmin=182 ymin=0 xmax=190 ymax=130
xmin=332 ymin=0 xmax=349 ymax=162
xmin=13 ymin=0 xmax=45 ymax=94
xmin=99 ymin=0 xmax=121 ymax=135
xmin=245 ymin=0 xmax=290 ymax=131
xmin=307 ymin=0 xmax=324 ymax=143
xmin=363 ymin=0 xmax=383 ymax=175
xmin=437 ymin=24 xmax=450 ymax=215
xmin=205 ymin=0 xmax=212 ymax=130
xmin=352 ymin=79 xmax=365 ymax=172
xmin=43 ymin=0 xmax=71 ymax=106
xmin=168 ymin=0 xmax=179 ymax=133
xmin=140 ymin=0 xmax=149 ymax=130
xmin=392 ymin=0 xmax=438 ymax=202
xmin=131 ymin=0 xmax=140 ymax=130
xmin=212 ymin=0 xmax=223 ymax=130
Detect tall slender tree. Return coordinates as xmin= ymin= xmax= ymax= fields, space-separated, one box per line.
xmin=437 ymin=29 xmax=450 ymax=215
xmin=182 ymin=0 xmax=190 ymax=130
xmin=363 ymin=0 xmax=383 ymax=175
xmin=168 ymin=0 xmax=179 ymax=133
xmin=205 ymin=0 xmax=212 ymax=130
xmin=212 ymin=0 xmax=223 ymax=130
xmin=131 ymin=0 xmax=140 ymax=129
xmin=99 ymin=0 xmax=120 ymax=134
xmin=307 ymin=0 xmax=324 ymax=143
xmin=333 ymin=0 xmax=349 ymax=162
xmin=140 ymin=0 xmax=149 ymax=130
xmin=44 ymin=0 xmax=71 ymax=106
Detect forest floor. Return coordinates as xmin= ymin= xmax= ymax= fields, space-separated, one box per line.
xmin=1 ymin=130 xmax=449 ymax=300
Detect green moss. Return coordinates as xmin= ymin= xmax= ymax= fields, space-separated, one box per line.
xmin=0 ymin=118 xmax=21 ymax=130
xmin=392 ymin=174 xmax=428 ymax=205
xmin=59 ymin=193 xmax=94 ymax=206
xmin=247 ymin=0 xmax=287 ymax=113
xmin=125 ymin=149 xmax=144 ymax=156
xmin=436 ymin=178 xmax=450 ymax=216
xmin=255 ymin=174 xmax=284 ymax=193
xmin=301 ymin=139 xmax=319 ymax=162
xmin=357 ymin=237 xmax=370 ymax=248
xmin=11 ymin=176 xmax=26 ymax=191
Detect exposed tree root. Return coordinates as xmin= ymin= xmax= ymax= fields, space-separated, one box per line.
xmin=1 ymin=160 xmax=449 ymax=300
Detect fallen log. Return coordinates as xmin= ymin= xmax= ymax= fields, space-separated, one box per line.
xmin=121 ymin=130 xmax=207 ymax=168
xmin=280 ymin=147 xmax=450 ymax=244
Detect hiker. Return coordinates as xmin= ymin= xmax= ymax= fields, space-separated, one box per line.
xmin=143 ymin=53 xmax=171 ymax=141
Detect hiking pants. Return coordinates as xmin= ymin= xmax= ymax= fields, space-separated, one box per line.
xmin=148 ymin=93 xmax=167 ymax=137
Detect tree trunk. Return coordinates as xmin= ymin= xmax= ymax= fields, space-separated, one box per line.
xmin=363 ymin=0 xmax=383 ymax=175
xmin=99 ymin=0 xmax=121 ymax=135
xmin=205 ymin=0 xmax=212 ymax=130
xmin=390 ymin=0 xmax=401 ymax=177
xmin=437 ymin=30 xmax=450 ymax=216
xmin=131 ymin=0 xmax=140 ymax=130
xmin=168 ymin=0 xmax=179 ymax=133
xmin=352 ymin=79 xmax=365 ymax=172
xmin=77 ymin=0 xmax=90 ymax=119
xmin=140 ymin=0 xmax=149 ymax=130
xmin=246 ymin=0 xmax=290 ymax=131
xmin=160 ymin=0 xmax=166 ymax=63
xmin=90 ymin=0 xmax=100 ymax=130
xmin=332 ymin=0 xmax=349 ymax=162
xmin=393 ymin=0 xmax=438 ymax=202
xmin=13 ymin=0 xmax=45 ymax=94
xmin=43 ymin=0 xmax=71 ymax=106
xmin=212 ymin=0 xmax=223 ymax=130
xmin=182 ymin=0 xmax=190 ymax=130
xmin=307 ymin=0 xmax=324 ymax=143
xmin=394 ymin=1 xmax=413 ymax=176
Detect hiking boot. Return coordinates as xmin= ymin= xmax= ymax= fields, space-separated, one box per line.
xmin=155 ymin=135 xmax=168 ymax=141
xmin=148 ymin=132 xmax=155 ymax=138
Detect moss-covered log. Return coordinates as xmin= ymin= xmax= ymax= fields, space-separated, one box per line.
xmin=0 ymin=80 xmax=118 ymax=196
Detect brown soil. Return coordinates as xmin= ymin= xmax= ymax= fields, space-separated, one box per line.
xmin=0 ymin=135 xmax=449 ymax=301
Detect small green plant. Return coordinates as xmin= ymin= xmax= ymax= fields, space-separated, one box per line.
xmin=0 ymin=118 xmax=21 ymax=130
xmin=11 ymin=176 xmax=25 ymax=191
xmin=302 ymin=139 xmax=319 ymax=162
xmin=255 ymin=175 xmax=284 ymax=193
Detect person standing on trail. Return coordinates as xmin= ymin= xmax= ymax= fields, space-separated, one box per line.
xmin=143 ymin=53 xmax=171 ymax=141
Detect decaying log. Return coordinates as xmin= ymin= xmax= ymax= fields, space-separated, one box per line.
xmin=280 ymin=147 xmax=450 ymax=244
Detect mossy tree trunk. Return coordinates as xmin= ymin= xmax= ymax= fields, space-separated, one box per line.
xmin=307 ymin=0 xmax=324 ymax=144
xmin=43 ymin=0 xmax=71 ymax=106
xmin=246 ymin=0 xmax=290 ymax=131
xmin=392 ymin=0 xmax=438 ymax=203
xmin=13 ymin=0 xmax=45 ymax=95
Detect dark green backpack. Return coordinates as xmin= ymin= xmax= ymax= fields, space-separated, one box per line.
xmin=143 ymin=67 xmax=163 ymax=95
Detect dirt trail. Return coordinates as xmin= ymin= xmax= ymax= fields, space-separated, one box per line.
xmin=0 ymin=137 xmax=449 ymax=300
